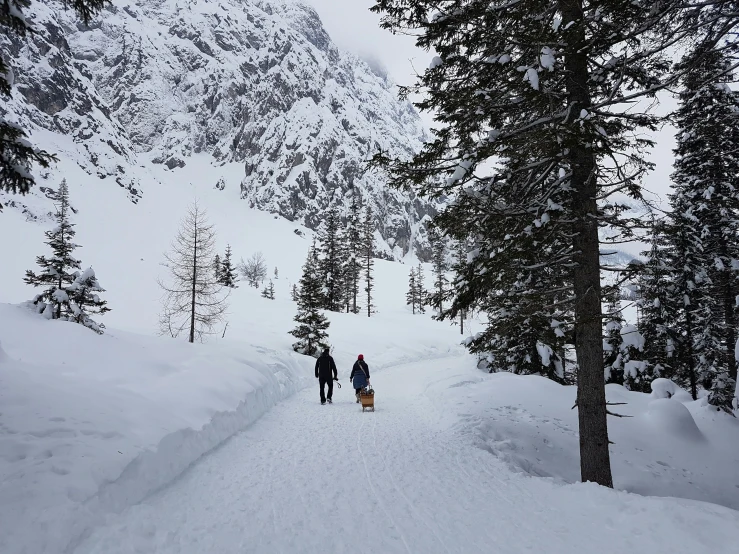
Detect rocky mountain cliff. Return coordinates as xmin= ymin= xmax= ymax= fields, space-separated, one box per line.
xmin=0 ymin=0 xmax=435 ymax=258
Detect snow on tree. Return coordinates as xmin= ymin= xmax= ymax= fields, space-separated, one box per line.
xmin=158 ymin=202 xmax=228 ymax=343
xmin=290 ymin=243 xmax=330 ymax=356
xmin=239 ymin=252 xmax=268 ymax=288
xmin=317 ymin=206 xmax=343 ymax=311
xmin=66 ymin=267 xmax=110 ymax=334
xmin=368 ymin=0 xmax=732 ymax=486
xmin=668 ymin=43 xmax=739 ymax=412
xmin=274 ymin=267 xmax=279 ymax=280
xmin=219 ymin=244 xmax=238 ymax=288
xmin=261 ymin=280 xmax=275 ymax=300
xmin=1 ymin=0 xmax=107 ymax=205
xmin=362 ymin=205 xmax=376 ymax=317
xmin=603 ymin=285 xmax=625 ymax=385
xmin=24 ymin=179 xmax=81 ymax=320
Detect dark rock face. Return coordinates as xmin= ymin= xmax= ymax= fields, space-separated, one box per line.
xmin=1 ymin=0 xmax=438 ymax=258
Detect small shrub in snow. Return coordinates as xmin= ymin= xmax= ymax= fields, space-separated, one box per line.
xmin=239 ymin=252 xmax=267 ymax=288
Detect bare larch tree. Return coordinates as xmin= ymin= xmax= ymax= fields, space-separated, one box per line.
xmin=158 ymin=202 xmax=228 ymax=343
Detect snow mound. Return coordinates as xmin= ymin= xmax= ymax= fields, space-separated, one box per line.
xmin=0 ymin=341 xmax=7 ymax=363
xmin=646 ymin=398 xmax=706 ymax=442
xmin=650 ymin=377 xmax=677 ymax=399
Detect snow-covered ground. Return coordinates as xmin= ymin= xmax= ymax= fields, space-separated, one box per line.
xmin=70 ymin=358 xmax=739 ymax=554
xmin=2 ymin=154 xmax=739 ymax=553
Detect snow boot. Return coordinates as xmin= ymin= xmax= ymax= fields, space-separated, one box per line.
xmin=327 ymin=398 xmax=332 ymax=404
xmin=356 ymin=393 xmax=360 ymax=403
xmin=321 ymin=401 xmax=326 ymax=405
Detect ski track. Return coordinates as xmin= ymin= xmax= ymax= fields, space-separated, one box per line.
xmin=72 ymin=359 xmax=739 ymax=554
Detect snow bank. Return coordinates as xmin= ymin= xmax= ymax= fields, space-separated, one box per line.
xmin=0 ymin=304 xmax=314 ymax=554
xmin=428 ymin=367 xmax=739 ymax=511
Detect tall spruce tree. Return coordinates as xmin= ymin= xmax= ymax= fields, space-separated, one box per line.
xmin=220 ymin=244 xmax=238 ymax=288
xmin=291 ymin=243 xmax=330 ymax=356
xmin=669 ymin=43 xmax=739 ymax=412
xmin=406 ymin=266 xmax=419 ymax=314
xmin=213 ymin=254 xmax=222 ymax=282
xmin=603 ymin=285 xmax=626 ymax=385
xmin=343 ymin=193 xmax=363 ymax=314
xmin=416 ymin=263 xmax=427 ymax=314
xmin=1 ymin=0 xmax=109 ymax=204
xmin=428 ymin=226 xmax=448 ymax=314
xmin=317 ymin=207 xmax=342 ymax=311
xmin=362 ymin=205 xmax=375 ymax=317
xmin=368 ymin=0 xmax=730 ymax=485
xmin=25 ymin=179 xmax=81 ymax=319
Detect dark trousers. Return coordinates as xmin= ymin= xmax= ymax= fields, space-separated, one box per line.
xmin=319 ymin=377 xmax=333 ymax=402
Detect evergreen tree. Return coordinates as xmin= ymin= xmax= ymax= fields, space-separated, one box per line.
xmin=25 ymin=179 xmax=81 ymax=319
xmin=368 ymin=0 xmax=725 ymax=485
xmin=158 ymin=202 xmax=228 ymax=343
xmin=261 ymin=280 xmax=275 ymax=300
xmin=453 ymin=239 xmax=468 ymax=334
xmin=603 ymin=286 xmax=625 ymax=385
xmin=362 ymin=205 xmax=375 ymax=317
xmin=669 ymin=43 xmax=739 ymax=412
xmin=274 ymin=267 xmax=279 ymax=280
xmin=1 ymin=0 xmax=108 ymax=204
xmin=428 ymin=226 xmax=448 ymax=314
xmin=416 ymin=264 xmax=427 ymax=314
xmin=406 ymin=266 xmax=418 ymax=314
xmin=66 ymin=267 xmax=110 ymax=334
xmin=344 ymin=192 xmax=363 ymax=314
xmin=317 ymin=207 xmax=342 ymax=311
xmin=291 ymin=283 xmax=299 ymax=302
xmin=291 ymin=243 xmax=330 ymax=356
xmin=213 ymin=254 xmax=222 ymax=282
xmin=219 ymin=244 xmax=238 ymax=288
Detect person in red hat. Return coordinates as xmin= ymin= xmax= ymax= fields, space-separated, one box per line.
xmin=349 ymin=354 xmax=370 ymax=403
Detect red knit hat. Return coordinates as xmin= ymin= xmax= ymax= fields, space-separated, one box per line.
xmin=358 ymin=354 xmax=364 ymax=360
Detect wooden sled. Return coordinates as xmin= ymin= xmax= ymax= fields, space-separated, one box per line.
xmin=360 ymin=390 xmax=375 ymax=412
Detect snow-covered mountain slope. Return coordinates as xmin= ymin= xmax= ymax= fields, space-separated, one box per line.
xmin=0 ymin=0 xmax=435 ymax=258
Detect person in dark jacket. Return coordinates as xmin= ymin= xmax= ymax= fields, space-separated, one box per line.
xmin=349 ymin=354 xmax=370 ymax=403
xmin=315 ymin=348 xmax=338 ymax=404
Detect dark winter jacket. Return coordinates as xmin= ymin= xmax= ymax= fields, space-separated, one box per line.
xmin=350 ymin=360 xmax=369 ymax=389
xmin=315 ymin=351 xmax=338 ymax=380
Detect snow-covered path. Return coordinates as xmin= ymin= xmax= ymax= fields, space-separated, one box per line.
xmin=72 ymin=358 xmax=738 ymax=554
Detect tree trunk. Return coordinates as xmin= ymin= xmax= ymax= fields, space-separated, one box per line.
xmin=189 ymin=221 xmax=198 ymax=344
xmin=721 ymin=255 xmax=737 ymax=385
xmin=560 ymin=0 xmax=613 ymax=488
xmin=684 ymin=305 xmax=698 ymax=400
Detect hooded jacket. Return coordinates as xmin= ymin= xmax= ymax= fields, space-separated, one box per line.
xmin=315 ymin=350 xmax=338 ymax=380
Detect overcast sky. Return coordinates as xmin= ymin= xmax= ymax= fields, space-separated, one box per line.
xmin=303 ymin=0 xmax=425 ymax=88
xmin=302 ymin=0 xmax=676 ymax=218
